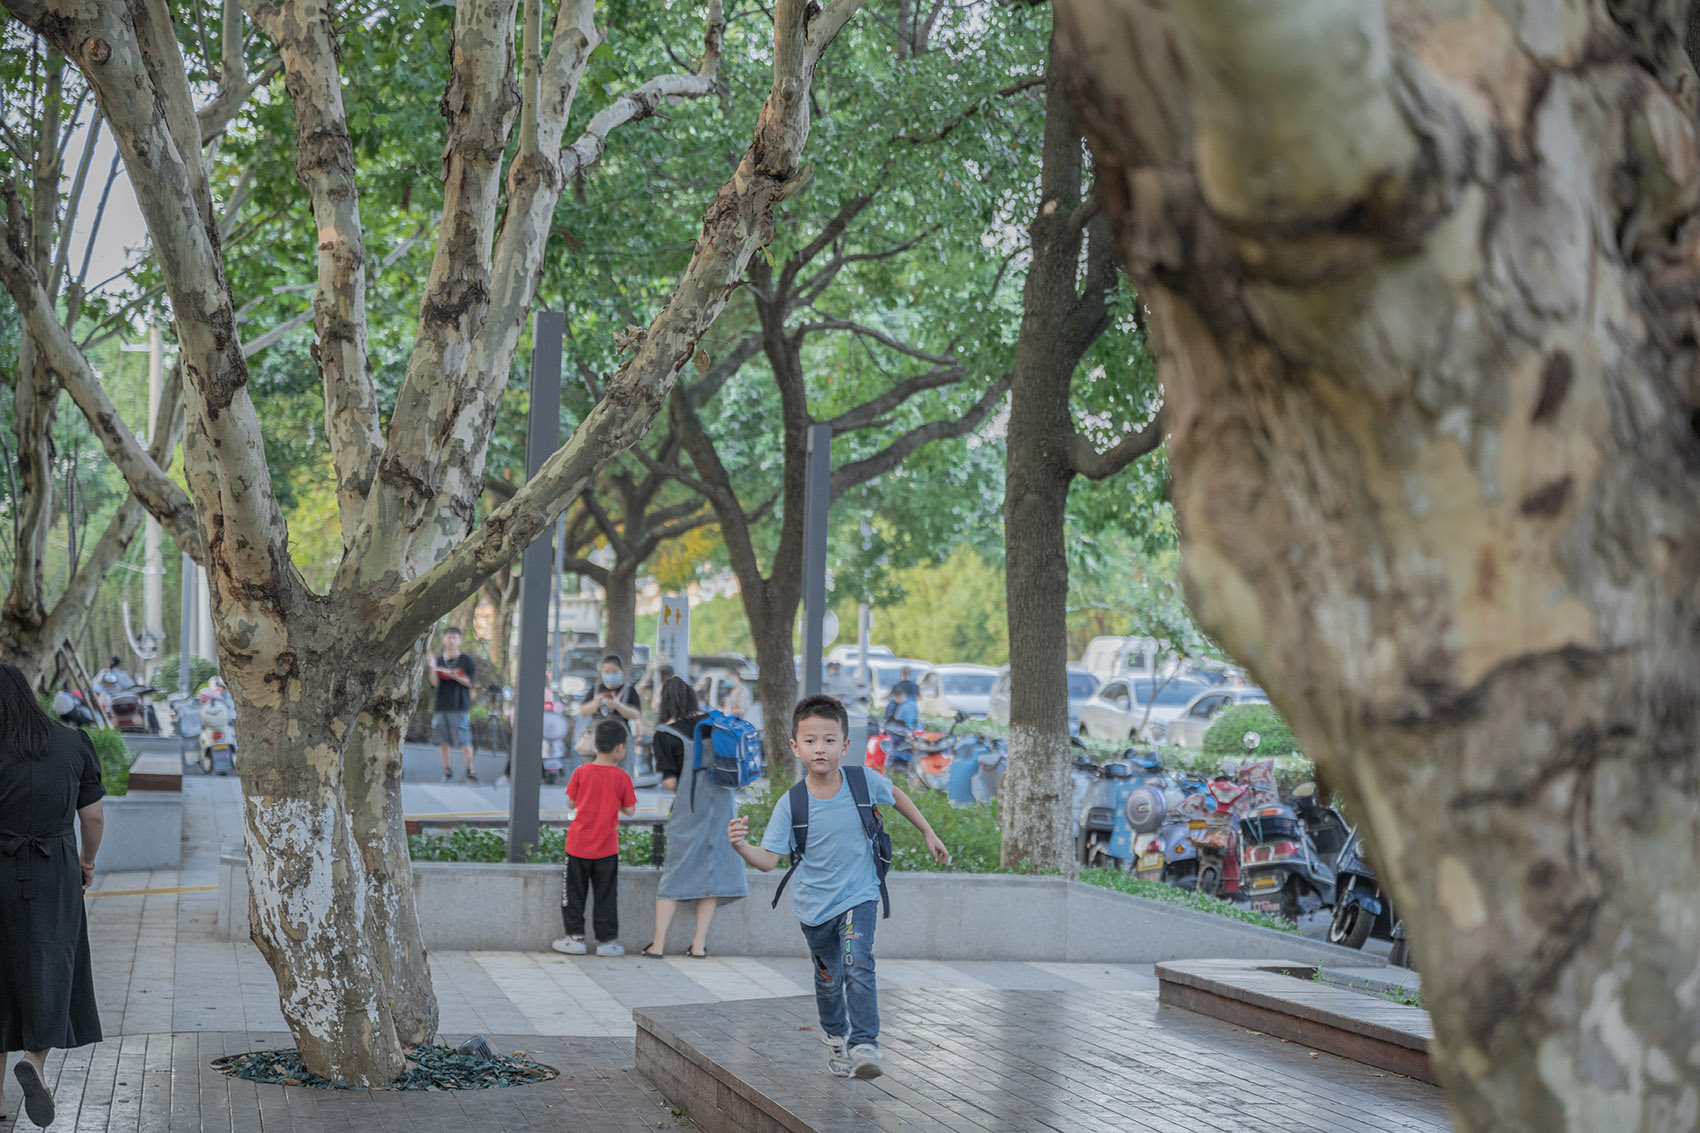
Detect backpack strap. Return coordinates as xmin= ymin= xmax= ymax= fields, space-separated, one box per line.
xmin=770 ymin=781 xmax=811 ymax=910
xmin=685 ymin=716 xmax=716 ymax=811
xmin=845 ymin=767 xmax=891 ymax=920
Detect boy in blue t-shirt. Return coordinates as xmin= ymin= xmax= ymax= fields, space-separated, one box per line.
xmin=728 ymin=695 xmax=950 ymax=1080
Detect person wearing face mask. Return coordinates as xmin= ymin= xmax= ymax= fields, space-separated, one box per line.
xmin=578 ymin=653 xmax=643 ymax=737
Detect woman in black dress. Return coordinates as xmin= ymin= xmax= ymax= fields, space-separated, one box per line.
xmin=0 ymin=664 xmax=106 ymax=1128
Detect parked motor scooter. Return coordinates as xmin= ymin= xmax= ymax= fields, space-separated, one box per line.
xmin=52 ymin=689 xmax=98 ymax=727
xmin=1239 ymin=779 xmax=1351 ymax=920
xmin=1078 ymin=752 xmax=1164 ymax=868
xmin=947 ymin=730 xmax=1006 ymax=805
xmin=864 ymin=720 xmax=916 ymax=773
xmin=1125 ymin=772 xmax=1212 ymax=887
xmin=911 ymin=715 xmax=966 ymax=793
xmin=106 ymin=683 xmax=161 ymax=733
xmin=1187 ymin=735 xmax=1279 ymax=898
xmin=197 ymin=680 xmax=238 ymax=775
xmin=1327 ymin=826 xmax=1398 ymax=949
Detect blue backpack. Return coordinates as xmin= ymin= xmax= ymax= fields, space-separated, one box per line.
xmin=659 ymin=710 xmax=765 ymax=808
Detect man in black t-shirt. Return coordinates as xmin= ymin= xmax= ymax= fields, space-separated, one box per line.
xmin=579 ymin=653 xmax=643 ymax=747
xmin=427 ymin=627 xmax=478 ymax=782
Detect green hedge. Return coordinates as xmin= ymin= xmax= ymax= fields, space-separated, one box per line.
xmin=1078 ymin=868 xmax=1299 ymax=934
xmin=407 ymin=824 xmax=655 ymax=866
xmin=90 ymin=728 xmax=133 ymax=797
xmin=155 ymin=654 xmax=221 ymax=693
xmin=1203 ymin=704 xmax=1301 ymax=760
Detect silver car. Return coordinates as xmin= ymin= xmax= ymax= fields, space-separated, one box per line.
xmin=917 ymin=664 xmax=1000 ymax=719
xmin=1076 ymin=676 xmax=1212 ymax=742
xmin=987 ymin=665 xmax=1101 ymax=732
xmin=1162 ymin=686 xmax=1271 ymax=747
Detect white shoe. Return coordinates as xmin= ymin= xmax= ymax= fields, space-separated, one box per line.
xmin=823 ymin=1034 xmax=851 ymax=1077
xmin=552 ymin=935 xmax=587 ymax=955
xmin=848 ymin=1044 xmax=882 ymax=1079
xmin=595 ymin=941 xmax=626 ymax=957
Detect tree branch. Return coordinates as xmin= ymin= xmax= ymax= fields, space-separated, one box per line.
xmin=819 ymin=362 xmax=965 ymax=432
xmin=794 ymin=317 xmax=957 ymax=366
xmin=685 ymin=329 xmax=762 ymax=409
xmin=1068 ymin=407 xmax=1165 ymax=481
xmin=198 ymin=58 xmax=282 ymax=144
xmin=0 ymin=209 xmax=203 ymax=559
xmin=365 ymin=0 xmax=865 ymax=655
xmin=829 ymin=374 xmax=1011 ymax=498
xmin=243 ymin=0 xmax=384 ymax=541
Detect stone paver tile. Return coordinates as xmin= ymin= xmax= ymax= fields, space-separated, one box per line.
xmin=1026 ymin=961 xmax=1161 ymax=991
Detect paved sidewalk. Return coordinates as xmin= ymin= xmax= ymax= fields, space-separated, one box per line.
xmin=0 ymin=778 xmax=1163 ymax=1129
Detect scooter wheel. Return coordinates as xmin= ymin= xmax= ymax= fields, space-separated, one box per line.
xmin=1197 ymin=864 xmax=1222 ymax=899
xmin=1328 ymin=900 xmax=1373 ymax=949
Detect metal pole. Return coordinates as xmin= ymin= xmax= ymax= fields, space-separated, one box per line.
xmin=857 ymin=603 xmax=871 ymax=692
xmin=800 ymin=424 xmax=832 ymax=698
xmin=551 ymin=512 xmax=566 ymax=684
xmin=178 ymin=554 xmax=194 ymax=766
xmin=507 ymin=311 xmax=563 ymax=862
xmin=142 ymin=325 xmax=164 ymax=684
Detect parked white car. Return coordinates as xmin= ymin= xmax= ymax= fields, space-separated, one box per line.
xmin=916 ymin=664 xmax=1000 ymax=719
xmin=1162 ymin=686 xmax=1271 ymax=748
xmin=827 ymin=643 xmax=896 ymax=666
xmin=1076 ymin=676 xmax=1213 ymax=742
xmin=987 ymin=665 xmax=1101 ymax=732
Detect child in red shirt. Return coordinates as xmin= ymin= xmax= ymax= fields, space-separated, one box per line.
xmin=553 ymin=719 xmax=637 ymax=956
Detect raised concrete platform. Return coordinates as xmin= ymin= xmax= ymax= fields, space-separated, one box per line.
xmin=634 ymin=988 xmax=1453 ymax=1133
xmin=91 ymin=791 xmax=183 ymax=872
xmin=1157 ymin=958 xmax=1436 ymax=1084
xmin=217 ymin=853 xmax=1382 ymax=968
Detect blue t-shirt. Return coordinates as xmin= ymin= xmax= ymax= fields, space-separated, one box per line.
xmin=889 ymin=698 xmax=919 ymax=730
xmin=761 ymin=768 xmax=896 ymax=927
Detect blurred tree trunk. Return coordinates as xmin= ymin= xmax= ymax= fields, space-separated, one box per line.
xmin=1056 ymin=1 xmax=1700 ymax=1126
xmin=999 ymin=30 xmax=1160 ymax=872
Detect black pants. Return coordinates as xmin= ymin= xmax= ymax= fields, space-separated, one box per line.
xmin=562 ymin=854 xmax=619 ymax=941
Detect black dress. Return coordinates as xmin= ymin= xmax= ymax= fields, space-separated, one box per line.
xmin=0 ymin=724 xmax=105 ymax=1051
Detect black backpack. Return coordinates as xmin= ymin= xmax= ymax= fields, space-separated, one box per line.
xmin=770 ymin=766 xmax=893 ymax=919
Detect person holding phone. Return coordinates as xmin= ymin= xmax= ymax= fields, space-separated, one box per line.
xmin=426 ymin=627 xmax=478 ymax=783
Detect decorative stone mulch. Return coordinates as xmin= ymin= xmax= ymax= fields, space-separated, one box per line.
xmin=210 ymin=1044 xmax=560 ymax=1091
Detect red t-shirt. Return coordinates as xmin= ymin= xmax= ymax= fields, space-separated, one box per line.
xmin=565 ymin=763 xmax=636 ymax=859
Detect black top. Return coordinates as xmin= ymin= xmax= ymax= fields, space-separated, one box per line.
xmin=0 ymin=723 xmax=106 ymax=1050
xmin=653 ymin=711 xmax=710 ymax=780
xmin=581 ymin=683 xmax=642 ymax=718
xmin=432 ymin=653 xmax=476 ymax=713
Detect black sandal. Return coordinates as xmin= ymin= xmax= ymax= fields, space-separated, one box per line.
xmin=14 ymin=1060 xmax=53 ymax=1128
xmin=687 ymin=948 xmax=709 ymax=958
xmin=640 ymin=943 xmax=665 ymax=958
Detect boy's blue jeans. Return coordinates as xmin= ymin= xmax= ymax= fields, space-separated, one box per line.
xmin=799 ymin=901 xmax=880 ymax=1048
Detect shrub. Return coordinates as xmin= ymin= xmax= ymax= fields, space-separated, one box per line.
xmin=1203 ymin=704 xmax=1301 ymax=760
xmin=1078 ymin=868 xmax=1299 ymax=934
xmin=89 ymin=728 xmax=134 ymax=797
xmin=154 ymin=654 xmax=221 ymax=693
xmin=406 ymin=823 xmax=655 ymax=865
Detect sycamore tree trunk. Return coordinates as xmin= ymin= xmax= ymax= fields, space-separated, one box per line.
xmin=1 ymin=0 xmax=859 ymax=1086
xmin=1056 ymin=2 xmax=1700 ymax=1127
xmin=999 ymin=31 xmax=1157 ymax=871
xmin=603 ymin=559 xmax=639 ymax=669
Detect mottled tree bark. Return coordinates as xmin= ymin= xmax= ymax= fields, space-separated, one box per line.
xmin=999 ymin=31 xmax=1159 ymax=872
xmin=0 ymin=0 xmax=861 ymax=1086
xmin=1056 ymin=1 xmax=1700 ymax=1126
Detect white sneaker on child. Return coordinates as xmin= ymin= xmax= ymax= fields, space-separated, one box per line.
xmin=848 ymin=1044 xmax=882 ymax=1080
xmin=822 ymin=1034 xmax=851 ymax=1077
xmin=551 ymin=935 xmax=587 ymax=955
xmin=595 ymin=941 xmax=626 ymax=957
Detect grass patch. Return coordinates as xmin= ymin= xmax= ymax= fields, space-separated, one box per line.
xmin=1078 ymin=868 xmax=1300 ymax=934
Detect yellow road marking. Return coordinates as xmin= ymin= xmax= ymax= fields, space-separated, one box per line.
xmin=86 ymin=884 xmax=218 ymax=899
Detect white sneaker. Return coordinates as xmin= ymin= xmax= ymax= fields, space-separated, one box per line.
xmin=551 ymin=935 xmax=587 ymax=955
xmin=595 ymin=941 xmax=626 ymax=957
xmin=848 ymin=1044 xmax=882 ymax=1080
xmin=822 ymin=1034 xmax=851 ymax=1077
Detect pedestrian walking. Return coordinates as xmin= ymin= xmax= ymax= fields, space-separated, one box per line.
xmin=642 ymin=677 xmax=747 ymax=958
xmin=554 ymin=719 xmax=637 ymax=957
xmin=728 ymin=695 xmax=950 ymax=1080
xmin=0 ymin=663 xmax=106 ymax=1128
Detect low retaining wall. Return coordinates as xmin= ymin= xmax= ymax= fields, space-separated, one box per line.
xmin=217 ymin=852 xmax=1381 ymax=967
xmin=94 ymin=792 xmax=183 ymax=872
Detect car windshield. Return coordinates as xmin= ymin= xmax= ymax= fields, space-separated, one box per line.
xmin=1067 ymin=673 xmax=1099 ymax=699
xmin=563 ymin=648 xmax=603 ymax=674
xmin=1131 ymin=679 xmax=1205 ymax=706
xmin=943 ymin=673 xmax=995 ymax=695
